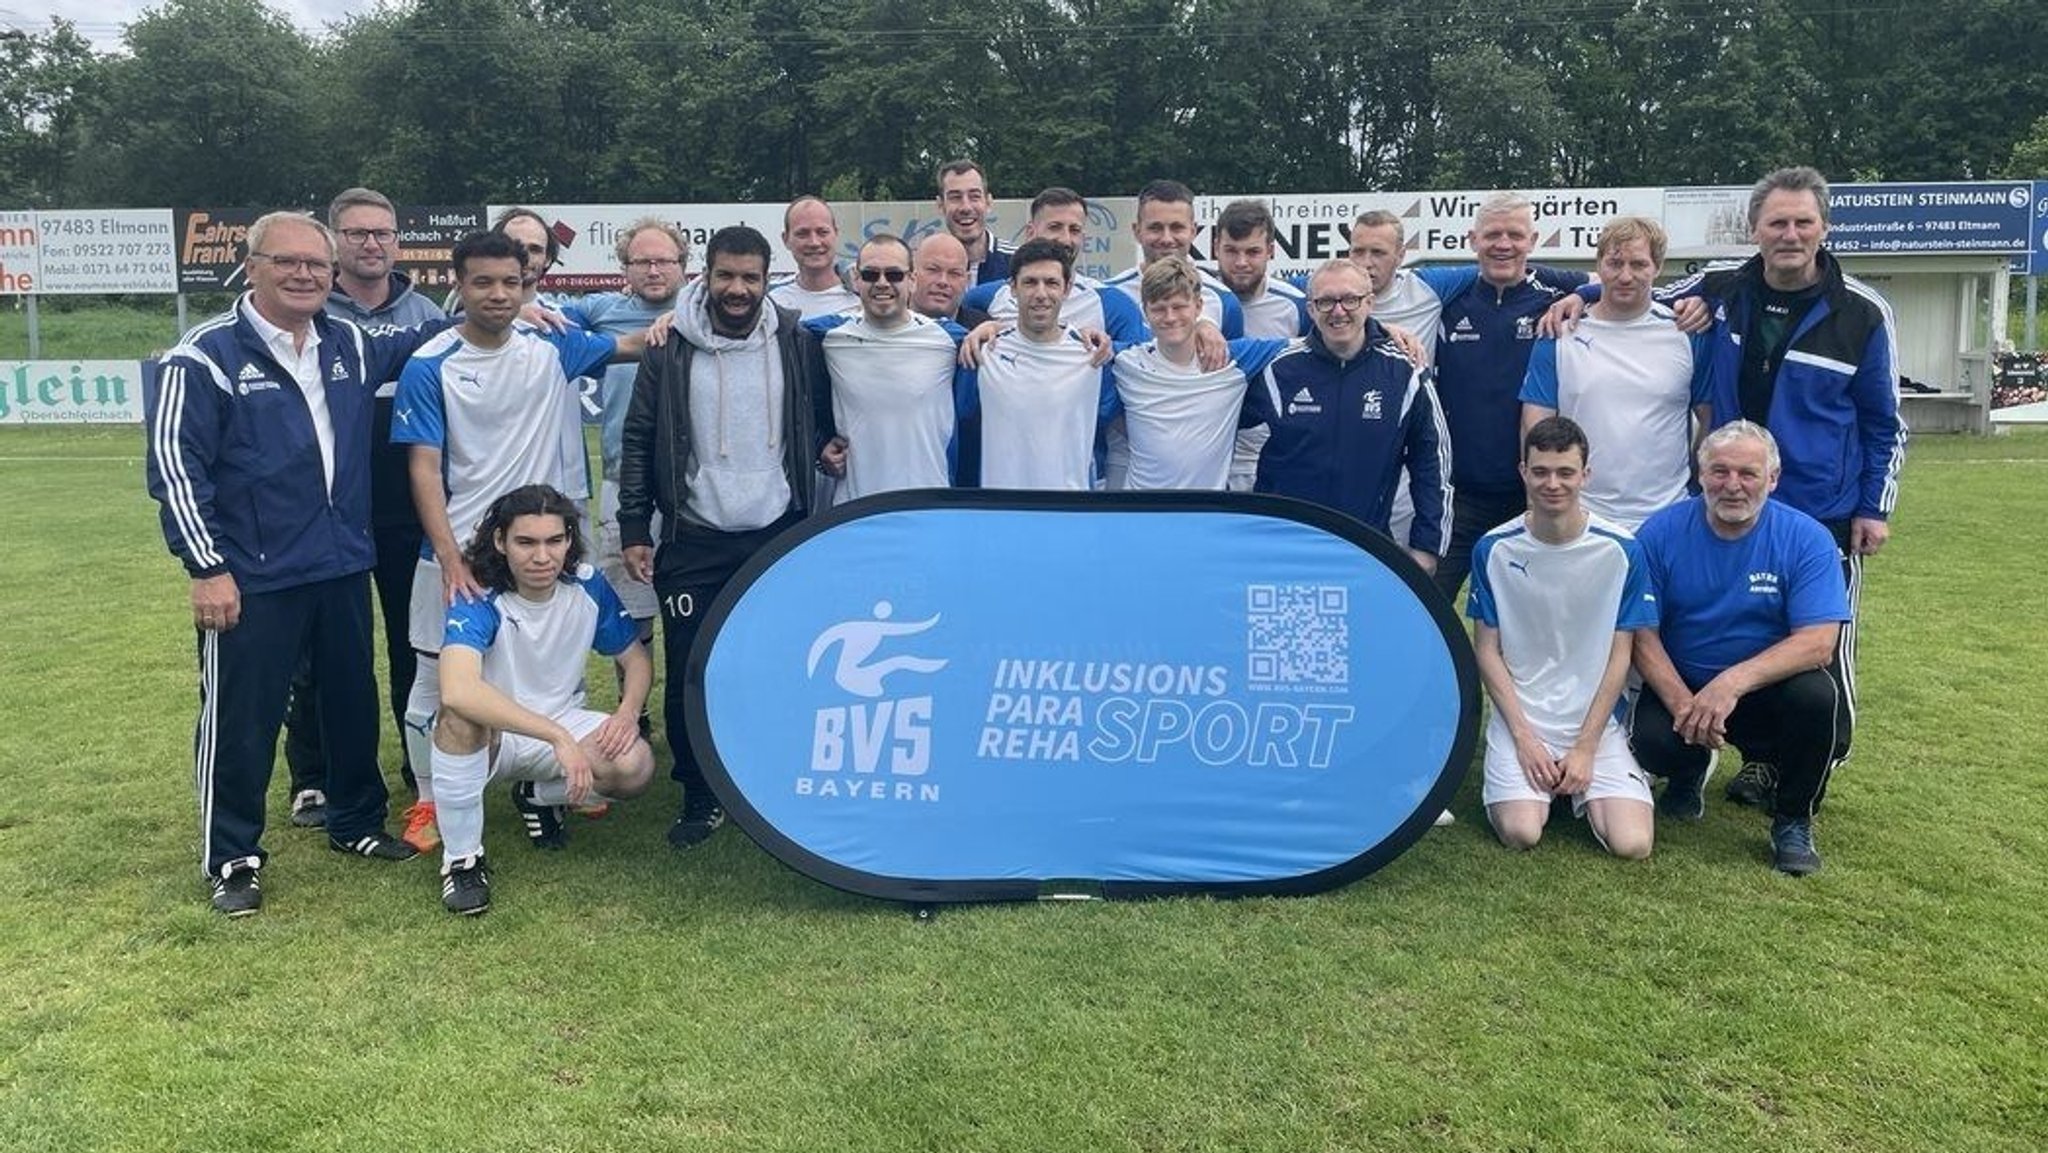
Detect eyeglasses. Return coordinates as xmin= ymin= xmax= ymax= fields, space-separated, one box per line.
xmin=339 ymin=228 xmax=398 ymax=246
xmin=857 ymin=268 xmax=908 ymax=284
xmin=1309 ymin=294 xmax=1367 ymax=314
xmin=251 ymin=253 xmax=334 ymax=276
xmin=625 ymin=258 xmax=683 ymax=271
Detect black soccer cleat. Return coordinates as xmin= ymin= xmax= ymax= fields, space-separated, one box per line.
xmin=512 ymin=781 xmax=569 ymax=850
xmin=328 ymin=831 xmax=420 ymax=861
xmin=210 ymin=865 xmax=263 ymax=917
xmin=441 ymin=855 xmax=492 ymax=915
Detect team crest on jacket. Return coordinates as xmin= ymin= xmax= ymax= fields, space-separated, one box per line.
xmin=1360 ymin=390 xmax=1384 ymax=421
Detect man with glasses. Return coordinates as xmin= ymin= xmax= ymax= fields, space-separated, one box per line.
xmin=1242 ymin=258 xmax=1452 ymax=574
xmin=935 ymin=159 xmax=1013 ymax=285
xmin=559 ymin=219 xmax=690 ymax=658
xmin=273 ymin=188 xmax=448 ymax=834
xmin=146 ymin=211 xmax=456 ymax=915
xmin=806 ymin=234 xmax=969 ymax=501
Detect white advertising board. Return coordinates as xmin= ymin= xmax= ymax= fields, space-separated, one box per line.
xmin=31 ymin=210 xmax=179 ymax=294
xmin=0 ymin=360 xmax=145 ymax=424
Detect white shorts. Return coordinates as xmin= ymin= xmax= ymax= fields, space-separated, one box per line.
xmin=593 ymin=483 xmax=657 ymax=620
xmin=408 ymin=554 xmax=445 ymax=654
xmin=1482 ymin=722 xmax=1652 ymax=815
xmin=493 ymin=707 xmax=610 ymax=782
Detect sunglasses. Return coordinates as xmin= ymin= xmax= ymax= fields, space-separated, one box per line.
xmin=857 ymin=267 xmax=908 ymax=284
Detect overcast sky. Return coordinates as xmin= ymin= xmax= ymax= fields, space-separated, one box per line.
xmin=4 ymin=1 xmax=382 ymax=50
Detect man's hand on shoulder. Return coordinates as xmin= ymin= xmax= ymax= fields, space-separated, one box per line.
xmin=1536 ymin=295 xmax=1584 ymax=339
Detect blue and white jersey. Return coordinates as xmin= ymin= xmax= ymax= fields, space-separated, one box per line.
xmin=957 ymin=325 xmax=1116 ymax=491
xmin=1521 ymin=306 xmax=1714 ymax=530
xmin=442 ymin=565 xmax=638 ymax=719
xmin=561 ymin=291 xmax=671 ymax=480
xmin=806 ymin=311 xmax=968 ymax=503
xmin=391 ymin=323 xmax=615 ymax=547
xmin=769 ymin=275 xmax=860 ymax=318
xmin=1634 ymin=498 xmax=1851 ymax=689
xmin=1235 ymin=277 xmax=1312 ymax=340
xmin=1102 ymin=265 xmax=1247 ymax=338
xmin=1468 ymin=513 xmax=1657 ymax=746
xmin=1113 ymin=337 xmax=1289 ymax=491
xmin=962 ymin=277 xmax=1149 ymax=345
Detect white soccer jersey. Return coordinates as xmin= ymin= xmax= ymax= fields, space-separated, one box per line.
xmin=965 ymin=326 xmax=1111 ymax=491
xmin=1375 ymin=269 xmax=1451 ymax=363
xmin=1113 ymin=340 xmax=1282 ymax=491
xmin=442 ymin=566 xmax=637 ymax=719
xmin=1236 ymin=278 xmax=1310 ymax=340
xmin=815 ymin=312 xmax=963 ymax=502
xmin=392 ymin=324 xmax=615 ymax=545
xmin=1520 ymin=307 xmax=1709 ymax=530
xmin=1466 ymin=514 xmax=1657 ymax=751
xmin=769 ymin=278 xmax=860 ymax=318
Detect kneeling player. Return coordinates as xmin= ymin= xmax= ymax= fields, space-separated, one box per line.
xmin=1468 ymin=417 xmax=1658 ymax=858
xmin=433 ymin=485 xmax=655 ymax=913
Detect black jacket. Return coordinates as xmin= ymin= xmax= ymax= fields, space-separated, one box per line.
xmin=617 ymin=303 xmax=822 ymax=546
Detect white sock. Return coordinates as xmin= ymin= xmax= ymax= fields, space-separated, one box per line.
xmin=404 ymin=654 xmax=441 ymax=805
xmin=433 ymin=744 xmax=488 ymax=867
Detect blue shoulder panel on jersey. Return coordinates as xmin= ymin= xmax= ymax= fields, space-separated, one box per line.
xmin=1520 ymin=336 xmax=1561 ymax=407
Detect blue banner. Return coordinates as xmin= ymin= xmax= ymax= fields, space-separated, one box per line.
xmin=687 ymin=492 xmax=1478 ymax=903
xmin=1827 ymin=181 xmax=2036 ymax=259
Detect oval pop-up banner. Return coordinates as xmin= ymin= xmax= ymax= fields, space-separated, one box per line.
xmin=686 ymin=491 xmax=1478 ymax=903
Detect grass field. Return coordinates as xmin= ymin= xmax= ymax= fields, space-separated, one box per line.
xmin=1 ymin=423 xmax=2043 ymax=1152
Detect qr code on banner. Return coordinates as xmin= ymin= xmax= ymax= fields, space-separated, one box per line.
xmin=1246 ymin=584 xmax=1349 ymax=686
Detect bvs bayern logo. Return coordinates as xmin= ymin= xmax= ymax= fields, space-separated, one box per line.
xmin=801 ymin=601 xmax=947 ymax=803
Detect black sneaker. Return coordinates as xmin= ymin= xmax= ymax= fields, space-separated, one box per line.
xmin=289 ymin=788 xmax=328 ymax=828
xmin=1725 ymin=761 xmax=1778 ymax=808
xmin=210 ymin=865 xmax=262 ymax=917
xmin=667 ymin=798 xmax=726 ymax=850
xmin=1771 ymin=817 xmax=1824 ymax=876
xmin=1657 ymin=764 xmax=1710 ymax=822
xmin=512 ymin=781 xmax=568 ymax=849
xmin=328 ymin=831 xmax=420 ymax=861
xmin=442 ymin=855 xmax=491 ymax=915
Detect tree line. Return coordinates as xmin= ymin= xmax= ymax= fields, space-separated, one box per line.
xmin=5 ymin=0 xmax=2046 ymax=213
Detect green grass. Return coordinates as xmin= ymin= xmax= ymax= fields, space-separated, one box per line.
xmin=1 ymin=424 xmax=2043 ymax=1151
xmin=0 ymin=300 xmax=223 ymax=362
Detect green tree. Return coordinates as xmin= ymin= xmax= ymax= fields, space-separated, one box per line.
xmin=0 ymin=20 xmax=104 ymax=207
xmin=2003 ymin=114 xmax=2048 ymax=179
xmin=78 ymin=0 xmax=323 ymax=207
